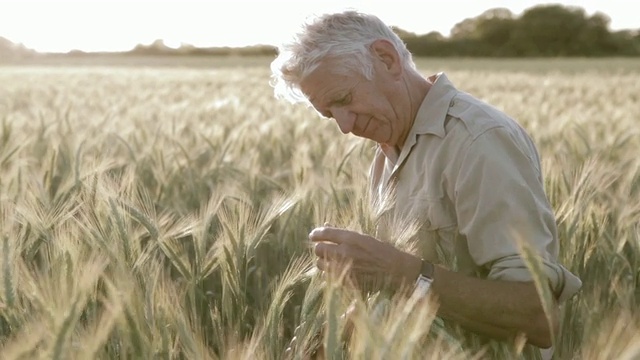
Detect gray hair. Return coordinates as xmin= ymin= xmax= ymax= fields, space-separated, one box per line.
xmin=270 ymin=10 xmax=415 ymax=104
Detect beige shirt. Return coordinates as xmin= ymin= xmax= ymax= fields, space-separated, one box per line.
xmin=370 ymin=72 xmax=581 ymax=303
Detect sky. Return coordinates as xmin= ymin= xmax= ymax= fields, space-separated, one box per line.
xmin=0 ymin=0 xmax=638 ymax=53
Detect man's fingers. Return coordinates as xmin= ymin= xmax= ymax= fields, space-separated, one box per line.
xmin=309 ymin=226 xmax=338 ymax=243
xmin=309 ymin=226 xmax=364 ymax=246
xmin=314 ymin=242 xmax=349 ymax=261
xmin=316 ymin=258 xmax=328 ymax=271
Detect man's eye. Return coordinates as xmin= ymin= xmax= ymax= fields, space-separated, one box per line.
xmin=336 ymin=94 xmax=351 ymax=105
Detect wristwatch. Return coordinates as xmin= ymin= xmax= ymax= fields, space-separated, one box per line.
xmin=413 ymin=259 xmax=434 ymax=298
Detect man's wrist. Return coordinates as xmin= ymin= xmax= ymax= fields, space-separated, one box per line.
xmin=399 ymin=254 xmax=423 ymax=286
xmin=395 ymin=254 xmax=429 ymax=295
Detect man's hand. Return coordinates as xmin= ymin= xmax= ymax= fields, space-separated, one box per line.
xmin=309 ymin=225 xmax=421 ymax=291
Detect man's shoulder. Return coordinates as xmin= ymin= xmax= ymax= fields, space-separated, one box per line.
xmin=446 ymin=92 xmax=522 ymax=140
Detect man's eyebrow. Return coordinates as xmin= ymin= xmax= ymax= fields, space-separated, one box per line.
xmin=309 ymin=88 xmax=348 ymax=110
xmin=308 ymin=93 xmax=334 ymax=108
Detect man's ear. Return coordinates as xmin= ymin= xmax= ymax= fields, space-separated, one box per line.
xmin=370 ymin=39 xmax=402 ymax=78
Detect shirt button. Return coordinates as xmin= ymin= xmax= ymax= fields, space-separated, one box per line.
xmin=425 ymin=219 xmax=432 ymax=228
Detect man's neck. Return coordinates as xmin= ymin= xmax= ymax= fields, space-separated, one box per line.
xmin=397 ymin=71 xmax=432 ymax=148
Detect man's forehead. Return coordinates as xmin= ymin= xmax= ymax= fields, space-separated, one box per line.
xmin=301 ymin=64 xmax=351 ymax=103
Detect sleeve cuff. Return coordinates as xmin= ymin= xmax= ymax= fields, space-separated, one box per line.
xmin=487 ymin=255 xmax=582 ymax=302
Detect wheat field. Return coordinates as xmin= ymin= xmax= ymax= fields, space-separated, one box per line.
xmin=0 ymin=57 xmax=639 ymax=359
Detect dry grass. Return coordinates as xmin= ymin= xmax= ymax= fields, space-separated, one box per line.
xmin=0 ymin=58 xmax=638 ymax=359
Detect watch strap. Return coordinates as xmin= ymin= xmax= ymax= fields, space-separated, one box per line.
xmin=419 ymin=259 xmax=434 ymax=280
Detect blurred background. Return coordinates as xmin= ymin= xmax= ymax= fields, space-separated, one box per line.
xmin=1 ymin=0 xmax=639 ymax=64
xmin=1 ymin=2 xmax=639 ymax=360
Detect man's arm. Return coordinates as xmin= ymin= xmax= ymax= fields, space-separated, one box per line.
xmin=428 ymin=261 xmax=558 ymax=348
xmin=392 ymin=247 xmax=559 ymax=348
xmin=311 ymin=228 xmax=558 ymax=348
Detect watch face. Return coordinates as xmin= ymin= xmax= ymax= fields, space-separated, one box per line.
xmin=413 ymin=275 xmax=433 ymax=298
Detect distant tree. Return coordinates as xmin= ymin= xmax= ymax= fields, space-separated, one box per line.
xmin=507 ymin=5 xmax=592 ymax=56
xmin=610 ymin=30 xmax=640 ymax=55
xmin=149 ymin=39 xmax=169 ymax=50
xmin=130 ymin=39 xmax=177 ymax=55
xmin=390 ymin=26 xmax=418 ymax=39
xmin=578 ymin=12 xmax=619 ymax=55
xmin=441 ymin=8 xmax=517 ymax=56
xmin=475 ymin=9 xmax=517 ymax=56
xmin=0 ymin=36 xmax=36 ymax=61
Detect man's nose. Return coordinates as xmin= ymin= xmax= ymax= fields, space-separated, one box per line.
xmin=332 ymin=108 xmax=356 ymax=134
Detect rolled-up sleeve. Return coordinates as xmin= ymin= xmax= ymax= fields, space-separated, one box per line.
xmin=454 ymin=126 xmax=582 ymax=302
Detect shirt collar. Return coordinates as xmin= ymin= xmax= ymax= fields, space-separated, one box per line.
xmin=377 ymin=72 xmax=458 ymax=167
xmin=411 ymin=72 xmax=458 ymax=139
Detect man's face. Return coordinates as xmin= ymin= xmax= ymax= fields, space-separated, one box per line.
xmin=299 ymin=58 xmax=410 ymax=147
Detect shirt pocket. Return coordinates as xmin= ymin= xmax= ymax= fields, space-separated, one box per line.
xmin=409 ymin=196 xmax=457 ymax=231
xmin=407 ymin=196 xmax=458 ymax=263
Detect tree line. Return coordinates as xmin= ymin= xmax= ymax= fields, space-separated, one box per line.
xmin=2 ymin=4 xmax=639 ymax=60
xmin=396 ymin=5 xmax=640 ymax=57
xmin=130 ymin=4 xmax=639 ymax=57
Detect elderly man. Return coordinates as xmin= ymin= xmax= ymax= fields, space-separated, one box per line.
xmin=270 ymin=10 xmax=581 ymax=355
